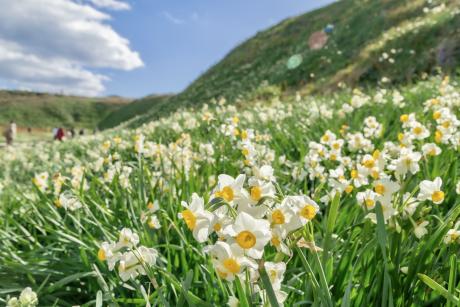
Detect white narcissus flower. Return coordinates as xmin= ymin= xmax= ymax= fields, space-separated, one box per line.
xmin=247 ymin=178 xmax=276 ymax=205
xmin=402 ymin=193 xmax=420 ymax=218
xmin=443 ymin=229 xmax=460 ymax=244
xmin=414 ymin=221 xmax=429 ymax=239
xmin=134 ymin=133 xmax=145 ymax=154
xmin=268 ymin=202 xmax=301 ymax=232
xmin=223 ymin=212 xmax=271 ymax=259
xmin=227 ymin=295 xmax=239 ymax=307
xmin=283 ymin=195 xmax=320 ymax=225
xmin=264 ymin=261 xmax=286 ymax=290
xmin=32 ymin=172 xmax=49 ymax=192
xmin=147 ymin=200 xmax=160 ymax=213
xmin=214 ymin=174 xmax=246 ymax=206
xmin=118 ymin=246 xmax=158 ymax=281
xmin=418 ymin=177 xmax=445 ymax=204
xmin=373 ymin=179 xmax=400 ymax=201
xmin=357 ymin=190 xmax=378 ymax=210
xmin=98 ymin=241 xmax=121 ymax=270
xmin=253 ymin=164 xmax=276 ymax=182
xmin=205 ymin=241 xmax=257 ymax=281
xmin=179 ymin=193 xmax=215 ymax=243
xmin=117 ymin=228 xmax=140 ymax=249
xmin=148 ymin=215 xmax=161 ymax=229
xmin=392 ymin=149 xmax=421 ymax=178
xmin=270 ymin=227 xmax=291 ymax=256
xmin=57 ymin=192 xmax=82 ymax=211
xmin=421 ymin=143 xmax=441 ymax=157
xmin=7 ymin=287 xmax=38 ymax=307
xmin=410 ymin=122 xmax=429 ymax=140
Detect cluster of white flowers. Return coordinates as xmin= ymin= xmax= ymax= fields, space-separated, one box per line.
xmin=7 ymin=287 xmax=38 ymax=307
xmin=179 ymin=119 xmax=326 ymax=305
xmin=98 ymin=228 xmax=158 ymax=282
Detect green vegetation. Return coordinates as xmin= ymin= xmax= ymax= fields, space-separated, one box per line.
xmin=0 ymin=90 xmax=130 ymax=129
xmin=98 ymin=94 xmax=171 ymax=129
xmin=1 ymin=76 xmax=459 ymax=306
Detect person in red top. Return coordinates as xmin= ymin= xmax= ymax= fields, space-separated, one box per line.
xmin=55 ymin=127 xmax=65 ymax=141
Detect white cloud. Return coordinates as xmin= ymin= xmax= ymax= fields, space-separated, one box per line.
xmin=162 ymin=11 xmax=185 ymax=25
xmin=0 ymin=0 xmax=142 ymax=96
xmin=87 ymin=0 xmax=131 ymax=11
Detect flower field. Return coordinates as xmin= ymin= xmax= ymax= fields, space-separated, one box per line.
xmin=1 ymin=76 xmax=459 ymax=306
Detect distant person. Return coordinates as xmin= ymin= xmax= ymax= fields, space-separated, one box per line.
xmin=3 ymin=121 xmax=16 ymax=146
xmin=52 ymin=127 xmax=58 ymax=140
xmin=79 ymin=129 xmax=84 ymax=136
xmin=55 ymin=127 xmax=65 ymax=141
xmin=27 ymin=127 xmax=32 ymax=133
xmin=10 ymin=121 xmax=16 ymax=139
xmin=70 ymin=127 xmax=76 ymax=138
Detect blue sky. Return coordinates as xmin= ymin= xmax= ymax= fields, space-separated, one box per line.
xmin=105 ymin=0 xmax=335 ymax=97
xmin=0 ymin=0 xmax=335 ymax=97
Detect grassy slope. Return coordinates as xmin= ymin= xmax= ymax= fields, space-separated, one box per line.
xmin=98 ymin=94 xmax=171 ymax=129
xmin=0 ymin=91 xmax=131 ymax=129
xmin=121 ymin=0 xmax=459 ymax=127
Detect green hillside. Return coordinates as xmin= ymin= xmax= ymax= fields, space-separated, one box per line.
xmin=0 ymin=91 xmax=131 ymax=129
xmin=120 ymin=0 xmax=459 ymax=127
xmin=98 ymin=94 xmax=171 ymax=129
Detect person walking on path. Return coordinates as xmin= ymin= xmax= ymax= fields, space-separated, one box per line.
xmin=3 ymin=121 xmax=16 ymax=145
xmin=55 ymin=127 xmax=65 ymax=141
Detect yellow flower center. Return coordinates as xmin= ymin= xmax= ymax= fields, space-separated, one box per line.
xmin=217 ymin=269 xmax=228 ymax=279
xmin=54 ymin=199 xmax=62 ymax=208
xmin=236 ymin=231 xmax=256 ymax=249
xmin=372 ymin=150 xmax=380 ymax=160
xmin=345 ymin=185 xmax=354 ymax=194
xmin=271 ymin=209 xmax=285 ymax=225
xmin=181 ymin=209 xmax=196 ymax=230
xmin=435 ymin=130 xmax=443 ymax=143
xmin=233 ymin=128 xmax=240 ymax=136
xmin=413 ymin=126 xmax=423 ymax=135
xmin=148 ymin=219 xmax=157 ymax=229
xmin=351 ymin=170 xmax=358 ymax=179
xmin=365 ymin=198 xmax=375 ymax=208
xmin=232 ymin=116 xmax=239 ymax=124
xmin=223 ymin=258 xmax=241 ymax=274
xmin=221 ymin=186 xmax=234 ymax=202
xmin=242 ymin=148 xmax=249 ymax=156
xmin=429 ymin=149 xmax=437 ymax=156
xmin=442 ymin=121 xmax=451 ymax=128
xmin=300 ymin=204 xmax=317 ymax=220
xmin=400 ymin=114 xmax=409 ymax=122
xmin=241 ymin=130 xmax=248 ymax=140
xmin=213 ymin=223 xmax=222 ymax=232
xmin=269 ymin=270 xmax=277 ymax=282
xmin=363 ymin=158 xmax=375 ymax=168
xmin=371 ymin=170 xmax=380 ymax=180
xmin=375 ymin=184 xmax=385 ymax=195
xmin=97 ymin=248 xmax=106 ymax=261
xmin=332 ymin=142 xmax=340 ymax=150
xmin=147 ymin=202 xmax=155 ymax=210
xmin=271 ymin=236 xmax=281 ymax=247
xmin=431 ymin=191 xmax=444 ymax=203
xmin=433 ymin=111 xmax=441 ymax=120
xmin=330 ymin=154 xmax=337 ymax=161
xmin=250 ymin=186 xmax=262 ymax=202
xmin=322 ymin=134 xmax=330 ymax=142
